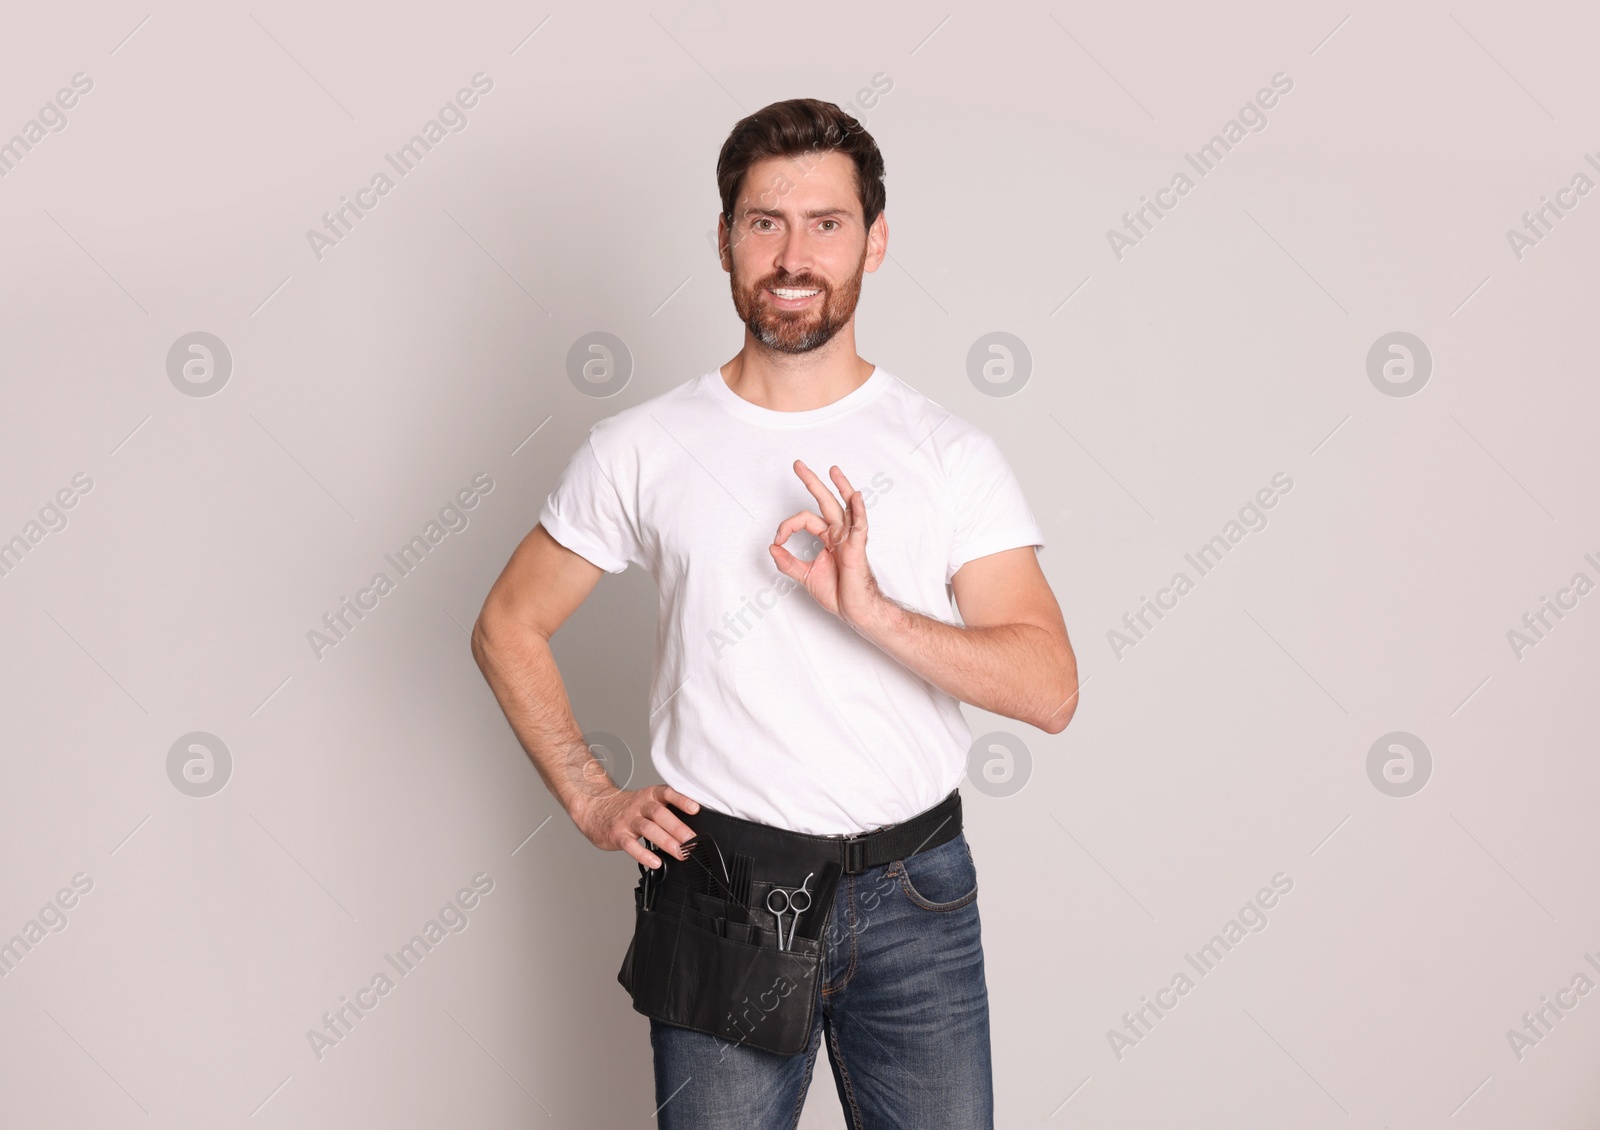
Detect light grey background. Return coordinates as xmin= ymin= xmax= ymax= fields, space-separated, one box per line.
xmin=2 ymin=0 xmax=1597 ymax=1126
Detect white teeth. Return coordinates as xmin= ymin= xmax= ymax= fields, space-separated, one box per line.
xmin=771 ymin=288 xmax=819 ymax=299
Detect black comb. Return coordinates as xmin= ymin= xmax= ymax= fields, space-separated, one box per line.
xmin=682 ymin=835 xmax=741 ymax=902
xmin=728 ymin=851 xmax=754 ymax=912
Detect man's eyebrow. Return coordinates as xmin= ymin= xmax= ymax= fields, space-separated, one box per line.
xmin=740 ymin=207 xmax=853 ymax=220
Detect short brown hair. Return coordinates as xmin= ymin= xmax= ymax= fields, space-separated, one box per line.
xmin=716 ymin=98 xmax=887 ymax=232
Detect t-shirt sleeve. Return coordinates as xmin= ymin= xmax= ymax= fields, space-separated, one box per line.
xmin=946 ymin=428 xmax=1045 ymax=583
xmin=538 ymin=433 xmax=644 ymax=574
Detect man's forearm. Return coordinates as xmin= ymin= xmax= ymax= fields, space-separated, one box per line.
xmin=470 ymin=620 xmax=614 ymax=816
xmin=852 ymin=598 xmax=1078 ymax=733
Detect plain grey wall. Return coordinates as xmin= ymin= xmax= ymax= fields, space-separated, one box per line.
xmin=2 ymin=0 xmax=1597 ymax=1125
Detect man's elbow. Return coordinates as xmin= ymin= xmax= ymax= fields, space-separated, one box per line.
xmin=1033 ymin=657 xmax=1079 ymax=734
xmin=1035 ymin=698 xmax=1075 ymax=735
xmin=471 ymin=608 xmax=550 ymax=672
xmin=470 ymin=611 xmax=504 ymax=671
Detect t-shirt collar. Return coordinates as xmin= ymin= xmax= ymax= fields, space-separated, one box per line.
xmin=703 ymin=364 xmax=889 ymax=428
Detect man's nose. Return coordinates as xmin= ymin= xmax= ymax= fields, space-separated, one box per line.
xmin=773 ymin=226 xmax=815 ymax=275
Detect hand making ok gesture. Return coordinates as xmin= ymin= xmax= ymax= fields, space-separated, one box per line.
xmin=770 ymin=459 xmax=885 ymax=630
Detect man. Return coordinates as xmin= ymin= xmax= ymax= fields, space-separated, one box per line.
xmin=472 ymin=98 xmax=1077 ymax=1128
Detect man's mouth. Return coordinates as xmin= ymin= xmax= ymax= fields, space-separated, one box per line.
xmin=766 ymin=286 xmax=822 ymax=308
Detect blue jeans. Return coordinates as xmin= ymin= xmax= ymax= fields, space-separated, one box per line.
xmin=649 ymin=831 xmax=993 ymax=1129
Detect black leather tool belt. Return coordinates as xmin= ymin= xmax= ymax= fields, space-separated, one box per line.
xmin=617 ymin=788 xmax=963 ymax=1056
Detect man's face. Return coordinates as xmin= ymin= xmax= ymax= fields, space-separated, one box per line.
xmin=720 ymin=150 xmax=886 ymax=354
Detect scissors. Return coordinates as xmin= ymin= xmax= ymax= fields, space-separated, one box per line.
xmin=765 ymin=871 xmax=814 ymax=951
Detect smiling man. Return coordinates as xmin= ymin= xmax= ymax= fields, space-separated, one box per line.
xmin=472 ymin=98 xmax=1077 ymax=1128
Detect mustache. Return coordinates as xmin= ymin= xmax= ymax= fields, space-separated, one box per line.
xmin=756 ymin=276 xmax=827 ymax=291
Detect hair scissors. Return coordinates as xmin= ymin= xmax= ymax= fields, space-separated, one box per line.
xmin=765 ymin=871 xmax=814 ymax=951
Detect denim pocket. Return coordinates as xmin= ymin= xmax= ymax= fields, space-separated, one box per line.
xmin=890 ymin=833 xmax=978 ymax=911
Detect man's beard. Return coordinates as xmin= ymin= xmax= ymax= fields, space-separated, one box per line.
xmin=730 ymin=248 xmax=866 ymax=355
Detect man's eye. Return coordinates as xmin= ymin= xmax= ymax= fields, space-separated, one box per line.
xmin=820 ymin=220 xmax=839 ymax=231
xmin=755 ymin=219 xmax=775 ymax=231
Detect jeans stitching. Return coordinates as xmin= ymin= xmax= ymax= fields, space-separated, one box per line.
xmin=786 ymin=1019 xmax=824 ymax=1130
xmin=826 ymin=1016 xmax=866 ymax=1129
xmin=894 ymin=870 xmax=979 ymax=912
xmin=890 ymin=838 xmax=979 ymax=912
xmin=822 ymin=872 xmax=858 ymax=996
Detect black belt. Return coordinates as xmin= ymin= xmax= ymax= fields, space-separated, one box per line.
xmin=664 ymin=786 xmax=962 ymax=879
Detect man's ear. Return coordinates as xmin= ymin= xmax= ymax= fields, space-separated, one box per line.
xmin=865 ymin=211 xmax=888 ymax=273
xmin=717 ymin=213 xmax=733 ymax=273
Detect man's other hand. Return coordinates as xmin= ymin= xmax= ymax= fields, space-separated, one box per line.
xmin=571 ymin=783 xmax=702 ymax=869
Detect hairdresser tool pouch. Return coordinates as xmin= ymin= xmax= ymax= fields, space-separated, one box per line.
xmin=617 ymin=872 xmax=829 ymax=1056
xmin=615 ymin=789 xmax=960 ymax=1056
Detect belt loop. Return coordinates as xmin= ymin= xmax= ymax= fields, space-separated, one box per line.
xmin=845 ymin=838 xmax=867 ymax=874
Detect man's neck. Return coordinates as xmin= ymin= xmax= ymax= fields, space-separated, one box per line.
xmin=719 ymin=337 xmax=875 ymax=413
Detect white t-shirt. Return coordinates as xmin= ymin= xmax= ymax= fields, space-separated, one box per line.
xmin=538 ymin=364 xmax=1045 ymax=834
